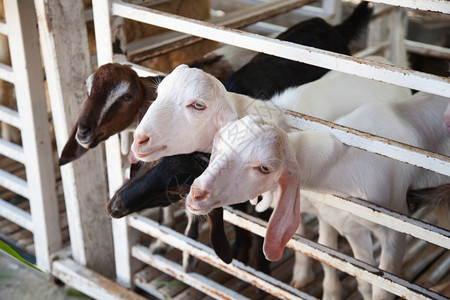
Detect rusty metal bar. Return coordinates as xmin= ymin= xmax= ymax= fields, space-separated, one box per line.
xmin=284 ymin=111 xmax=450 ymax=176
xmin=300 ymin=190 xmax=450 ymax=250
xmin=111 ymin=1 xmax=450 ymax=97
xmin=128 ymin=214 xmax=317 ymax=300
xmin=132 ymin=246 xmax=251 ymax=300
xmin=222 ymin=207 xmax=443 ymax=300
xmin=127 ymin=0 xmax=316 ymax=63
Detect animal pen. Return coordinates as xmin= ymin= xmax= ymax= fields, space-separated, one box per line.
xmin=0 ymin=0 xmax=449 ymax=299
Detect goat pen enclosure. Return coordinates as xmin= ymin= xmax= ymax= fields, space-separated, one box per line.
xmin=0 ymin=0 xmax=449 ymax=299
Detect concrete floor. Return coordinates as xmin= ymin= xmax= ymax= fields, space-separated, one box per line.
xmin=0 ymin=251 xmax=91 ymax=300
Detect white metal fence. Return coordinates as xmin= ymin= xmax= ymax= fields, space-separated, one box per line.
xmin=1 ymin=0 xmax=448 ymax=299
xmin=0 ymin=0 xmax=61 ymax=273
xmin=91 ymin=0 xmax=450 ymax=299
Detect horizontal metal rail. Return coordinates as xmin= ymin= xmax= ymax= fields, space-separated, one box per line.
xmin=128 ymin=214 xmax=317 ymax=300
xmin=132 ymin=246 xmax=251 ymax=300
xmin=0 ymin=63 xmax=14 ymax=84
xmin=370 ymin=0 xmax=450 ymax=14
xmin=0 ymin=20 xmax=7 ymax=35
xmin=112 ymin=1 xmax=450 ymax=97
xmin=405 ymin=40 xmax=450 ymax=59
xmin=0 ymin=197 xmax=32 ymax=231
xmin=300 ymin=190 xmax=450 ymax=250
xmin=0 ymin=105 xmax=21 ymax=129
xmin=0 ymin=139 xmax=25 ymax=164
xmin=0 ymin=168 xmax=29 ymax=198
xmin=285 ymin=111 xmax=450 ymax=177
xmin=127 ymin=0 xmax=316 ymax=62
xmin=222 ymin=207 xmax=443 ymax=300
xmin=52 ymin=258 xmax=147 ymax=300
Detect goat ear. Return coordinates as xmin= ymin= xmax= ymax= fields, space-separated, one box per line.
xmin=263 ymin=166 xmax=300 ymax=261
xmin=59 ymin=125 xmax=88 ymax=166
xmin=207 ymin=208 xmax=233 ymax=263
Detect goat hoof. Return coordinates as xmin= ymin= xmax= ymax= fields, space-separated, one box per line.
xmin=290 ymin=269 xmax=315 ymax=289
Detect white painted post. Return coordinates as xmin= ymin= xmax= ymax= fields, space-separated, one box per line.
xmin=34 ymin=0 xmax=115 ymax=278
xmin=4 ymin=0 xmax=62 ymax=272
xmin=92 ymin=0 xmax=143 ymax=288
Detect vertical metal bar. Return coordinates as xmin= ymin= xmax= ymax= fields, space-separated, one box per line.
xmin=5 ymin=0 xmax=62 ymax=272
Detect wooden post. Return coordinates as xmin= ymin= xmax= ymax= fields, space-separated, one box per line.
xmin=92 ymin=0 xmax=143 ymax=288
xmin=34 ymin=0 xmax=115 ymax=278
xmin=4 ymin=0 xmax=62 ymax=273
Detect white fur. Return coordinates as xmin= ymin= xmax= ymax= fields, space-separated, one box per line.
xmin=187 ymin=93 xmax=450 ymax=299
xmin=444 ymin=100 xmax=450 ymax=134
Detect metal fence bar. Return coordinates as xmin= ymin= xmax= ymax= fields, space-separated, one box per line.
xmin=128 ymin=214 xmax=317 ymax=300
xmin=405 ymin=39 xmax=450 ymax=59
xmin=0 ymin=62 xmax=14 ymax=83
xmin=52 ymin=258 xmax=147 ymax=300
xmin=222 ymin=207 xmax=443 ymax=300
xmin=0 ymin=139 xmax=25 ymax=164
xmin=111 ymin=1 xmax=450 ymax=97
xmin=0 ymin=105 xmax=21 ymax=129
xmin=369 ymin=0 xmax=450 ymax=14
xmin=128 ymin=0 xmax=316 ymax=62
xmin=0 ymin=198 xmax=33 ymax=231
xmin=0 ymin=168 xmax=29 ymax=198
xmin=132 ymin=246 xmax=252 ymax=300
xmin=300 ymin=190 xmax=450 ymax=250
xmin=0 ymin=20 xmax=7 ymax=35
xmin=285 ymin=111 xmax=450 ymax=176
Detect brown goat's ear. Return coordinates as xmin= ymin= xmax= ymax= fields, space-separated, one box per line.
xmin=58 ymin=125 xmax=88 ymax=166
xmin=207 ymin=208 xmax=233 ymax=263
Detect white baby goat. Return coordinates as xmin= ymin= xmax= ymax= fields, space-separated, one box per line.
xmin=186 ymin=92 xmax=450 ymax=300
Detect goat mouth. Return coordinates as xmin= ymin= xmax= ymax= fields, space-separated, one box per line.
xmin=185 ymin=197 xmax=219 ymax=215
xmin=76 ymin=132 xmax=104 ymax=149
xmin=133 ymin=145 xmax=167 ymax=160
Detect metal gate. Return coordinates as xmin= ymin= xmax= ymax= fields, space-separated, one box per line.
xmin=87 ymin=0 xmax=450 ymax=299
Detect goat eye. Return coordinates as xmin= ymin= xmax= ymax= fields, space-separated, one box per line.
xmin=258 ymin=165 xmax=272 ymax=174
xmin=123 ymin=93 xmax=132 ymax=101
xmin=192 ymin=101 xmax=206 ymax=110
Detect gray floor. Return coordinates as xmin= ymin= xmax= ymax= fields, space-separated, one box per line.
xmin=0 ymin=251 xmax=91 ymax=300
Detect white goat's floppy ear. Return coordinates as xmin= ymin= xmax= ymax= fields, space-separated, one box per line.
xmin=263 ymin=164 xmax=300 ymax=261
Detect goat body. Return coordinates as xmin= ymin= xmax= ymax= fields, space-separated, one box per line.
xmin=187 ymin=93 xmax=450 ymax=299
xmin=444 ymin=100 xmax=450 ymax=133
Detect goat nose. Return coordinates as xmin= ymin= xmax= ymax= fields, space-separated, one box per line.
xmin=78 ymin=123 xmax=93 ymax=135
xmin=190 ymin=186 xmax=210 ymax=201
xmin=134 ymin=133 xmax=150 ymax=146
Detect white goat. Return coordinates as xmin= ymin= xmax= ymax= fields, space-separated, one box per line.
xmin=444 ymin=100 xmax=450 ymax=134
xmin=186 ymin=92 xmax=450 ymax=300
